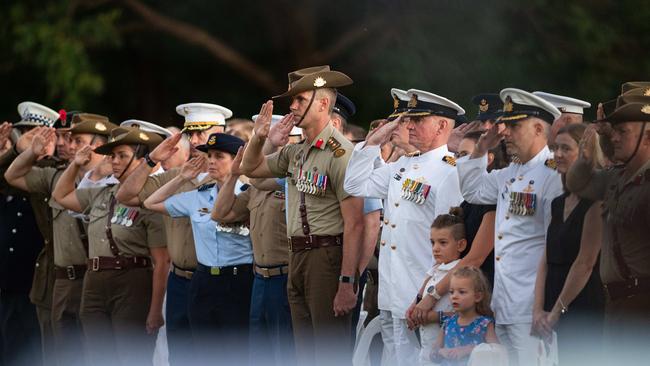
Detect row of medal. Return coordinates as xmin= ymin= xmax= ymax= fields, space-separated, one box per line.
xmin=216 ymin=223 xmax=250 ymax=236
xmin=111 ymin=207 xmax=139 ymax=227
xmin=400 ymin=178 xmax=431 ymax=205
xmin=508 ymin=191 xmax=537 ymax=216
xmin=295 ymin=168 xmax=328 ymax=196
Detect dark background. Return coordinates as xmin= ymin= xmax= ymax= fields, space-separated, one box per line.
xmin=2 ymin=0 xmax=649 ymax=128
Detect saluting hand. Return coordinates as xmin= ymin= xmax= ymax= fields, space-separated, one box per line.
xmin=31 ymin=127 xmax=56 ymax=157
xmin=230 ymin=146 xmax=245 ymax=176
xmin=254 ymin=100 xmax=274 ymax=139
xmin=474 ymin=123 xmax=504 ymax=157
xmin=366 ymin=118 xmax=401 ymax=147
xmin=0 ymin=122 xmax=13 ymax=155
xmin=16 ymin=125 xmax=44 ymax=154
xmin=578 ymin=124 xmax=598 ymax=164
xmin=180 ymin=155 xmax=205 ymax=180
xmin=448 ymin=120 xmax=482 ymax=153
xmin=149 ymin=133 xmax=182 ymax=164
xmin=268 ymin=113 xmax=295 ymax=147
xmin=73 ymin=145 xmax=93 ymax=167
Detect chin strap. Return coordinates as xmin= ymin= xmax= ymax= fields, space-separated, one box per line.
xmin=623 ymin=122 xmax=647 ymax=166
xmin=294 ymin=90 xmax=317 ymax=128
xmin=116 ymin=145 xmax=142 ymax=180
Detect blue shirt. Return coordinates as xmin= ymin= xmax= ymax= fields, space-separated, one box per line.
xmin=164 ymin=182 xmax=253 ymax=267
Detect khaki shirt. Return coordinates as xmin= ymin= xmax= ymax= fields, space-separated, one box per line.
xmin=77 ymin=185 xmax=166 ymax=258
xmin=24 ymin=167 xmax=87 ymax=267
xmin=598 ymin=161 xmax=650 ymax=283
xmin=267 ymin=123 xmax=352 ymax=237
xmin=139 ymin=168 xmax=210 ymax=269
xmin=229 ymin=186 xmax=289 ymax=267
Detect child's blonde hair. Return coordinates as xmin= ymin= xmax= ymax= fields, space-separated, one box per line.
xmin=451 ymin=266 xmax=493 ymax=317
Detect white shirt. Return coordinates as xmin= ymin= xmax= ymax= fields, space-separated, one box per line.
xmin=456 ymin=146 xmax=563 ymax=324
xmin=419 ymin=259 xmax=459 ymax=366
xmin=344 ymin=143 xmax=463 ymax=318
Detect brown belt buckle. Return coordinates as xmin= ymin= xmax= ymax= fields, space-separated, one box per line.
xmin=91 ymin=257 xmax=100 ymax=271
xmin=66 ymin=266 xmax=77 ymax=280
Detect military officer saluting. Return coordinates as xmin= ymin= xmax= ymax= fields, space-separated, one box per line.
xmin=567 ymin=83 xmax=650 ymax=363
xmin=344 ymin=88 xmax=465 ymax=366
xmin=241 ymin=65 xmax=365 ymax=366
xmin=456 ymin=88 xmax=563 ymax=366
xmin=52 ymin=127 xmax=169 ymax=366
xmin=4 ymin=114 xmax=118 ymax=366
xmin=115 ymin=103 xmax=229 ymax=365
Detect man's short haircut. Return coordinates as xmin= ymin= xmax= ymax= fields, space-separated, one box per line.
xmin=316 ymin=88 xmax=337 ymax=114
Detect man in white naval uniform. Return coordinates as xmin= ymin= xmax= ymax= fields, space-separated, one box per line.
xmin=456 ymin=88 xmax=563 ymax=366
xmin=344 ymin=89 xmax=464 ymax=365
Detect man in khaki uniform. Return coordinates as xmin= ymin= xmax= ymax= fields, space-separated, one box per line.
xmin=4 ymin=114 xmax=117 ymax=366
xmin=241 ymin=65 xmax=365 ymax=365
xmin=115 ymin=104 xmax=229 ymax=365
xmin=1 ymin=101 xmax=67 ymax=366
xmin=567 ymin=84 xmax=650 ymax=363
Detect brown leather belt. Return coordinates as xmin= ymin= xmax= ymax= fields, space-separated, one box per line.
xmin=604 ymin=277 xmax=650 ymax=301
xmin=171 ymin=263 xmax=195 ymax=280
xmin=87 ymin=256 xmax=151 ymax=272
xmin=254 ymin=264 xmax=289 ymax=278
xmin=54 ymin=265 xmax=87 ymax=280
xmin=288 ymin=234 xmax=343 ymax=252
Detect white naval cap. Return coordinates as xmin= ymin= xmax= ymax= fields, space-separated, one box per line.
xmin=252 ymin=114 xmax=302 ymax=136
xmin=499 ymin=88 xmax=561 ymax=124
xmin=388 ymin=88 xmax=410 ymax=119
xmin=120 ymin=119 xmax=172 ymax=138
xmin=405 ymin=89 xmax=465 ymax=119
xmin=532 ymin=91 xmax=591 ymax=115
xmin=15 ymin=101 xmax=59 ymax=128
xmin=176 ymin=103 xmax=232 ymax=132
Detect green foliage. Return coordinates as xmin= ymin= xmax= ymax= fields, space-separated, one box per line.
xmin=7 ymin=0 xmax=121 ymax=108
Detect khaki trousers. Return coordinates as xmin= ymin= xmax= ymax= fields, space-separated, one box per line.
xmin=80 ymin=268 xmax=155 ymax=366
xmin=51 ymin=277 xmax=85 ymax=366
xmin=287 ymin=246 xmax=351 ymax=366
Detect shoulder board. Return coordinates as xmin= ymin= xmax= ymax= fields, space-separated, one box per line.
xmin=442 ymin=155 xmax=456 ymax=166
xmin=239 ymin=183 xmax=250 ymax=192
xmin=198 ymin=183 xmax=216 ymax=192
xmin=326 ymin=136 xmax=346 ymax=158
xmin=544 ymin=159 xmax=557 ymax=170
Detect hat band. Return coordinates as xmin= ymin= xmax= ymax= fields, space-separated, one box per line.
xmin=498 ymin=109 xmax=555 ymax=124
xmin=405 ymin=109 xmax=458 ymax=120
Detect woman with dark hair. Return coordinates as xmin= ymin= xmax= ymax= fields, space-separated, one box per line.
xmin=144 ymin=133 xmax=253 ymax=364
xmin=532 ymin=123 xmax=605 ymax=364
xmin=52 ymin=127 xmax=170 ymax=366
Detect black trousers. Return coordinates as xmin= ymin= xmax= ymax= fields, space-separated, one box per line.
xmin=0 ymin=290 xmax=42 ymax=366
xmin=188 ymin=265 xmax=253 ymax=366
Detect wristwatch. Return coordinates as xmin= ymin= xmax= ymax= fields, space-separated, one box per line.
xmin=338 ymin=275 xmax=356 ymax=284
xmin=144 ymin=153 xmax=157 ymax=168
xmin=426 ymin=285 xmax=441 ymax=300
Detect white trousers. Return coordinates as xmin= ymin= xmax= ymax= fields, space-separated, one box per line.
xmin=495 ymin=323 xmax=538 ymax=366
xmin=380 ymin=310 xmax=420 ymax=366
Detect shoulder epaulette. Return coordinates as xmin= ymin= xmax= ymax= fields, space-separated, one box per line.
xmin=198 ymin=183 xmax=216 ymax=192
xmin=442 ymin=155 xmax=456 ymax=166
xmin=326 ymin=136 xmax=346 ymax=158
xmin=544 ymin=159 xmax=557 ymax=170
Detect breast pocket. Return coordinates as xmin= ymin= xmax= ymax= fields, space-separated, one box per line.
xmin=88 ymin=206 xmax=109 ymax=225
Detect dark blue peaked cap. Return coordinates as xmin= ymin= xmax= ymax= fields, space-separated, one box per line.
xmin=333 ymin=92 xmax=356 ymax=121
xmin=196 ymin=133 xmax=244 ymax=154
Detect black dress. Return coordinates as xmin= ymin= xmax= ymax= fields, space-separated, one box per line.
xmin=544 ymin=193 xmax=604 ymax=362
xmin=460 ymin=201 xmax=496 ymax=287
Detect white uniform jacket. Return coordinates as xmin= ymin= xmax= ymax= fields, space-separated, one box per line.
xmin=456 ymin=146 xmax=563 ymax=324
xmin=344 ymin=143 xmax=463 ymax=318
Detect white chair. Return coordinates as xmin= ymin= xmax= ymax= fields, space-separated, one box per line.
xmin=355 ymin=310 xmax=369 ymax=348
xmin=353 ymin=316 xmax=383 ymax=366
xmin=467 ymin=343 xmax=509 ymax=366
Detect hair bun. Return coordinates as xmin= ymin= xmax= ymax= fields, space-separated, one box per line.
xmin=448 ymin=206 xmax=464 ymax=219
